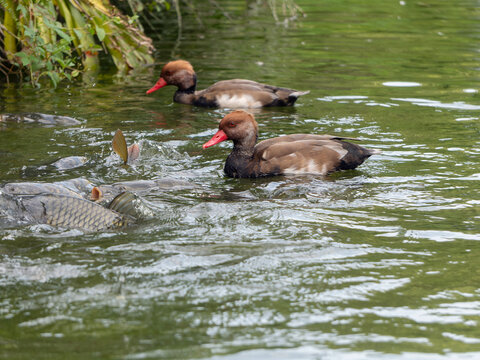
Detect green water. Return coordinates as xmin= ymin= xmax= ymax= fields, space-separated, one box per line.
xmin=2 ymin=0 xmax=480 ymax=358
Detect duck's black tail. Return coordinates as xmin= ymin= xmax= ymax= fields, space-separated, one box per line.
xmin=288 ymin=90 xmax=310 ymax=105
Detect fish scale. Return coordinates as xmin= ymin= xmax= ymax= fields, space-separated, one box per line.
xmin=24 ymin=194 xmax=130 ymax=231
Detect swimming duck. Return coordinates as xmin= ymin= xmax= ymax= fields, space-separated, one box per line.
xmin=146 ymin=60 xmax=309 ymax=108
xmin=203 ymin=110 xmax=379 ymax=178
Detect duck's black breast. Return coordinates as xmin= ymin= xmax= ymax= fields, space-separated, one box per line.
xmin=192 ymin=95 xmax=219 ymax=108
xmin=224 ymin=153 xmax=260 ymax=178
xmin=224 ymin=154 xmax=247 ymax=178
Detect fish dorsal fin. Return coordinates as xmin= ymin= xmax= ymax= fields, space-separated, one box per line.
xmin=112 ymin=129 xmax=128 ymax=164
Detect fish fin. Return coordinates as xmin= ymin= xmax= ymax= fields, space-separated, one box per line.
xmin=127 ymin=143 xmax=140 ymax=162
xmin=112 ymin=129 xmax=128 ymax=164
xmin=91 ymin=186 xmax=102 ymax=201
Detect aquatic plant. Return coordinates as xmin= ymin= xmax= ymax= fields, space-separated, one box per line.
xmin=0 ymin=0 xmax=302 ymax=87
xmin=0 ymin=0 xmax=155 ymax=86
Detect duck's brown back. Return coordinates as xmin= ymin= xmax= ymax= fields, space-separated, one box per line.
xmin=252 ymin=135 xmax=375 ymax=176
xmin=193 ymin=79 xmax=308 ymax=108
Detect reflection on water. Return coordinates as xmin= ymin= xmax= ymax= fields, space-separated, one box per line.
xmin=2 ymin=0 xmax=480 ymax=359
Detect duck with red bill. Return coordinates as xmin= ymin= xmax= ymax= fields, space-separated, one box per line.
xmin=203 ymin=130 xmax=228 ymax=149
xmin=202 ymin=110 xmax=380 ymax=179
xmin=146 ymin=60 xmax=309 ymax=108
xmin=146 ymin=77 xmax=168 ymax=94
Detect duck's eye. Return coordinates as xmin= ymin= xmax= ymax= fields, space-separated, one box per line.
xmin=228 ymin=122 xmax=236 ymax=127
xmin=164 ymin=71 xmax=171 ymax=76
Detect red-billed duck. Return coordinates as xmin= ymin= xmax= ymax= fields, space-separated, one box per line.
xmin=203 ymin=110 xmax=380 ymax=178
xmin=146 ymin=60 xmax=309 ymax=108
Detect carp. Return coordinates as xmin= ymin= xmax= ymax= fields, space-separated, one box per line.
xmin=0 ymin=192 xmax=132 ymax=231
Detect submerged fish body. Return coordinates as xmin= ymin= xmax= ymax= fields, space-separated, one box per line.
xmin=91 ymin=178 xmax=198 ymax=205
xmin=92 ymin=181 xmax=158 ymax=204
xmin=0 ymin=180 xmax=136 ymax=231
xmin=33 ymin=194 xmax=131 ymax=231
xmin=21 ymin=156 xmax=89 ymax=177
xmin=53 ymin=178 xmax=94 ymax=195
xmin=0 ymin=193 xmax=131 ymax=231
xmin=50 ymin=156 xmax=88 ymax=170
xmin=2 ymin=182 xmax=84 ymax=198
xmin=2 ymin=179 xmax=94 ymax=200
xmin=0 ymin=112 xmax=82 ymax=126
xmin=0 ymin=179 xmax=166 ymax=231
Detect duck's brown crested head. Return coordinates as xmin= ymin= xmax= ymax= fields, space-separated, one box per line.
xmin=218 ymin=110 xmax=258 ymax=141
xmin=203 ymin=110 xmax=258 ymax=149
xmin=160 ymin=60 xmax=196 ymax=90
xmin=161 ymin=60 xmax=194 ymax=74
xmin=147 ymin=60 xmax=196 ymax=94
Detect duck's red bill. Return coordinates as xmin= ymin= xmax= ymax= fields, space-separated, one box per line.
xmin=203 ymin=130 xmax=228 ymax=149
xmin=146 ymin=78 xmax=167 ymax=94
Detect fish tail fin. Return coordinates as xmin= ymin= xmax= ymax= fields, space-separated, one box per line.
xmin=112 ymin=129 xmax=128 ymax=164
xmin=127 ymin=143 xmax=140 ymax=162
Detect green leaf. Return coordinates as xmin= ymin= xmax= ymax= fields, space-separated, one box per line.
xmin=55 ymin=58 xmax=67 ymax=68
xmin=73 ymin=28 xmax=84 ymax=39
xmin=24 ymin=25 xmax=36 ymax=39
xmin=16 ymin=52 xmax=31 ymax=66
xmin=30 ymin=58 xmax=43 ymax=72
xmin=47 ymin=71 xmax=60 ymax=87
xmin=95 ymin=24 xmax=106 ymax=41
xmin=16 ymin=4 xmax=28 ymax=17
xmin=42 ymin=17 xmax=55 ymax=29
xmin=112 ymin=16 xmax=123 ymax=25
xmin=128 ymin=15 xmax=139 ymax=25
xmin=54 ymin=27 xmax=72 ymax=42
